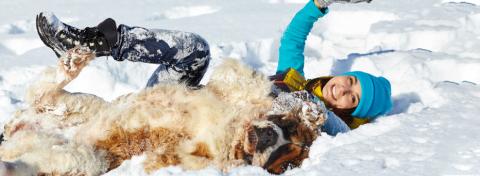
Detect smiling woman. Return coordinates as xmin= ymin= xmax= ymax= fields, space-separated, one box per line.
xmin=321 ymin=75 xmax=361 ymax=109
xmin=272 ymin=0 xmax=392 ymax=135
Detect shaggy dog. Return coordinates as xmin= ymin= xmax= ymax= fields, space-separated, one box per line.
xmin=0 ymin=47 xmax=325 ymax=175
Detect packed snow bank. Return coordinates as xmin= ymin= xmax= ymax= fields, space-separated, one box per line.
xmin=1 ymin=38 xmax=44 ymax=55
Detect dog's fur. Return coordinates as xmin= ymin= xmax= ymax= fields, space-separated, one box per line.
xmin=0 ymin=47 xmax=325 ymax=175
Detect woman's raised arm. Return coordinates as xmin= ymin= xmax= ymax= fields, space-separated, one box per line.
xmin=276 ymin=0 xmax=328 ymax=76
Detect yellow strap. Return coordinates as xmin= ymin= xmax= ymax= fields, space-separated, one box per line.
xmin=349 ymin=117 xmax=369 ymax=129
xmin=311 ymin=82 xmax=323 ymax=99
xmin=282 ymin=68 xmax=307 ymax=91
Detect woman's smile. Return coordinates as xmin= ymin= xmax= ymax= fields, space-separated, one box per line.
xmin=331 ymin=85 xmax=337 ymax=101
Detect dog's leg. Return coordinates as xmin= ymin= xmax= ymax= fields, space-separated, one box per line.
xmin=0 ymin=47 xmax=101 ymax=139
xmin=56 ymin=46 xmax=96 ymax=89
xmin=25 ymin=47 xmax=96 ymax=114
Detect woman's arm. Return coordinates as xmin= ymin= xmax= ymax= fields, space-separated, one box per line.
xmin=321 ymin=110 xmax=351 ymax=136
xmin=276 ymin=0 xmax=328 ymax=76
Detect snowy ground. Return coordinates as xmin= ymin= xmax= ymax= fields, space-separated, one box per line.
xmin=1 ymin=0 xmax=480 ymax=175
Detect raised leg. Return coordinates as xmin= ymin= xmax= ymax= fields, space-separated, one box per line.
xmin=23 ymin=47 xmax=101 ymax=117
xmin=112 ymin=25 xmax=211 ymax=87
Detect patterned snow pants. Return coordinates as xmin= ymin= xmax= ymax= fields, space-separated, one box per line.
xmin=111 ymin=24 xmax=211 ymax=87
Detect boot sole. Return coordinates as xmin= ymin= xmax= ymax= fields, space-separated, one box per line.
xmin=36 ymin=12 xmax=66 ymax=58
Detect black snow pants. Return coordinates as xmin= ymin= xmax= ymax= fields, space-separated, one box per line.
xmin=111 ymin=24 xmax=211 ymax=87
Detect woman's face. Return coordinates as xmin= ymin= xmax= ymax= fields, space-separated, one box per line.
xmin=322 ymin=76 xmax=362 ymax=109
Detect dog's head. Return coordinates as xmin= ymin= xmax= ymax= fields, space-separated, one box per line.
xmin=235 ymin=113 xmax=318 ymax=174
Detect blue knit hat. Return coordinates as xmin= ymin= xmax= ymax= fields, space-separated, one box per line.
xmin=341 ymin=71 xmax=392 ymax=119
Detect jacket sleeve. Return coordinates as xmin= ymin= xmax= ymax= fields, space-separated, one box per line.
xmin=321 ymin=110 xmax=351 ymax=136
xmin=276 ymin=0 xmax=328 ymax=76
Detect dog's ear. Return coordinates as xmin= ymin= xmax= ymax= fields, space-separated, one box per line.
xmin=290 ymin=123 xmax=317 ymax=146
xmin=263 ymin=143 xmax=308 ymax=174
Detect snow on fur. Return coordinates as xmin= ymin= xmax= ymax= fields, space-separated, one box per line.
xmin=0 ymin=50 xmax=276 ymax=175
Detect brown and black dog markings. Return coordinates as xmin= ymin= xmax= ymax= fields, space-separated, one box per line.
xmin=0 ymin=47 xmax=326 ymax=175
xmin=256 ymin=91 xmax=326 ymax=174
xmin=233 ymin=112 xmax=322 ymax=175
xmin=263 ymin=113 xmax=318 ymax=174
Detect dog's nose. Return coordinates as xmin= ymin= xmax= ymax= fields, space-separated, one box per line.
xmin=254 ymin=126 xmax=278 ymax=152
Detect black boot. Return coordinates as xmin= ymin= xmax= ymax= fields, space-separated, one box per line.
xmin=36 ymin=12 xmax=118 ymax=57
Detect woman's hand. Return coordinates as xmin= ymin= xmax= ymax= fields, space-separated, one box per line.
xmin=314 ymin=0 xmax=372 ymax=8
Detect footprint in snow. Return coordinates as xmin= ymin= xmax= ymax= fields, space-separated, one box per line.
xmin=441 ymin=0 xmax=479 ymax=6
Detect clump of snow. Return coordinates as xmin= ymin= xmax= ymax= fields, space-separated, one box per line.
xmin=148 ymin=6 xmax=220 ymax=20
xmin=1 ymin=0 xmax=480 ymax=175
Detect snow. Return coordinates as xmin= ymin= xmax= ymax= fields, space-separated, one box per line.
xmin=2 ymin=38 xmax=44 ymax=55
xmin=443 ymin=0 xmax=480 ymax=5
xmin=148 ymin=6 xmax=221 ymax=20
xmin=1 ymin=0 xmax=480 ymax=175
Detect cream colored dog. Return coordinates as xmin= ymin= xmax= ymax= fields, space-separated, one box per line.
xmin=0 ymin=47 xmax=324 ymax=175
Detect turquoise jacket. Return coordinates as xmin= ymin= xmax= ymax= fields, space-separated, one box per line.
xmin=275 ymin=2 xmax=352 ymax=136
xmin=276 ymin=0 xmax=328 ymax=76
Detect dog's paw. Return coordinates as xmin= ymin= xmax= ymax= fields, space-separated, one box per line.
xmin=60 ymin=47 xmax=93 ymax=71
xmin=58 ymin=46 xmax=95 ymax=80
xmin=301 ymin=101 xmax=326 ymax=128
